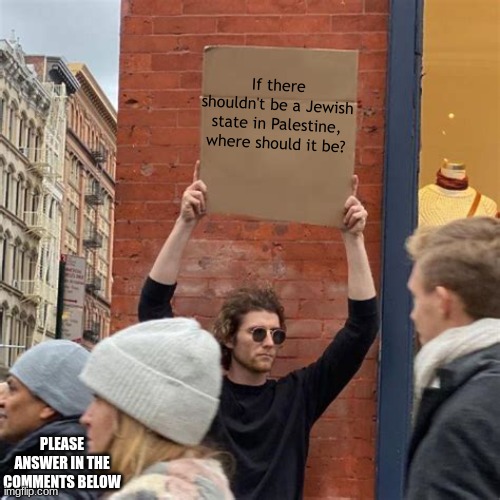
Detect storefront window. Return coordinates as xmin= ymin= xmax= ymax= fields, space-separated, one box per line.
xmin=419 ymin=0 xmax=500 ymax=226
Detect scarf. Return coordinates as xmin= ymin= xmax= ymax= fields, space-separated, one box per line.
xmin=413 ymin=318 xmax=500 ymax=418
xmin=436 ymin=169 xmax=469 ymax=190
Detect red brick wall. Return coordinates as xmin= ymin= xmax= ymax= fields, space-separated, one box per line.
xmin=115 ymin=1 xmax=387 ymax=498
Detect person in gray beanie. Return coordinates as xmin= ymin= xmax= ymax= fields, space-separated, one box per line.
xmin=80 ymin=317 xmax=234 ymax=499
xmin=0 ymin=340 xmax=96 ymax=499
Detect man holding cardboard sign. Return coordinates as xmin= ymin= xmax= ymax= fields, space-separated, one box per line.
xmin=138 ymin=162 xmax=378 ymax=499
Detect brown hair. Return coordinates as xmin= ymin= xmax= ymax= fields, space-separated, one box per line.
xmin=406 ymin=217 xmax=500 ymax=320
xmin=213 ymin=287 xmax=286 ymax=370
xmin=108 ymin=410 xmax=230 ymax=484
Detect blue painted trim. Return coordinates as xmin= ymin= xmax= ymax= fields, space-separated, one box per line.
xmin=375 ymin=0 xmax=424 ymax=498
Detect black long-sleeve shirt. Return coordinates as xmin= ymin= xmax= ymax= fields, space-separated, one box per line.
xmin=139 ymin=277 xmax=379 ymax=500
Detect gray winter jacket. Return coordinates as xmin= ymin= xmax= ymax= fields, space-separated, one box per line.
xmin=406 ymin=343 xmax=500 ymax=499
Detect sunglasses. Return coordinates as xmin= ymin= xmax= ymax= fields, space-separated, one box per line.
xmin=248 ymin=327 xmax=287 ymax=345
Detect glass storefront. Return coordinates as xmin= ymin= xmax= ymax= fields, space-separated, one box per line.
xmin=377 ymin=2 xmax=499 ymax=495
xmin=419 ymin=0 xmax=500 ymax=226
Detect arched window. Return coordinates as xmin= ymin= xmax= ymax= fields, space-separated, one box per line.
xmin=8 ymin=101 xmax=18 ymax=143
xmin=27 ymin=120 xmax=36 ymax=160
xmin=70 ymin=157 xmax=80 ymax=186
xmin=10 ymin=307 xmax=20 ymax=364
xmin=32 ymin=187 xmax=40 ymax=213
xmin=11 ymin=172 xmax=18 ymax=215
xmin=38 ymin=247 xmax=45 ymax=281
xmin=0 ymin=305 xmax=6 ymax=356
xmin=12 ymin=237 xmax=22 ymax=288
xmin=16 ymin=173 xmax=24 ymax=218
xmin=0 ymin=94 xmax=5 ymax=135
xmin=43 ymin=193 xmax=50 ymax=216
xmin=2 ymin=231 xmax=12 ymax=284
xmin=0 ymin=229 xmax=4 ymax=282
xmin=5 ymin=164 xmax=14 ymax=210
xmin=110 ymin=153 xmax=116 ymax=178
xmin=0 ymin=157 xmax=5 ymax=198
xmin=49 ymin=197 xmax=56 ymax=219
xmin=18 ymin=111 xmax=28 ymax=149
xmin=23 ymin=180 xmax=32 ymax=222
xmin=29 ymin=250 xmax=37 ymax=281
xmin=20 ymin=242 xmax=29 ymax=282
xmin=34 ymin=129 xmax=43 ymax=162
xmin=19 ymin=310 xmax=28 ymax=357
xmin=27 ymin=315 xmax=36 ymax=346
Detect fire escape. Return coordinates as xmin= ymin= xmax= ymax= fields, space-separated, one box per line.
xmin=22 ymin=82 xmax=66 ymax=344
xmin=83 ymin=150 xmax=106 ymax=343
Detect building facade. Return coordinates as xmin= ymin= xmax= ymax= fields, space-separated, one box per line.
xmin=64 ymin=64 xmax=116 ymax=344
xmin=0 ymin=43 xmax=116 ymax=374
xmin=0 ymin=39 xmax=74 ymax=373
xmin=28 ymin=58 xmax=117 ymax=347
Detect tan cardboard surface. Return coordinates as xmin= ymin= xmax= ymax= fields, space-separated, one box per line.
xmin=200 ymin=46 xmax=358 ymax=227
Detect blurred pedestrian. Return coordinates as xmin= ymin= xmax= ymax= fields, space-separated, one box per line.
xmin=405 ymin=217 xmax=500 ymax=498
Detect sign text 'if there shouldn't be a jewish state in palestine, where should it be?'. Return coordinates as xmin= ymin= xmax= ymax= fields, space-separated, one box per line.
xmin=199 ymin=45 xmax=358 ymax=228
xmin=201 ymin=77 xmax=353 ymax=153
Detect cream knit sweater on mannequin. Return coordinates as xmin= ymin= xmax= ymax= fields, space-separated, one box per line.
xmin=418 ymin=184 xmax=498 ymax=226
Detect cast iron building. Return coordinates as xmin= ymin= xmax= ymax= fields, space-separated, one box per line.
xmin=0 ymin=42 xmax=116 ymax=374
xmin=0 ymin=39 xmax=78 ymax=373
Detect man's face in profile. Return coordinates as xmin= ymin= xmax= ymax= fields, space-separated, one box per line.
xmin=0 ymin=382 xmax=7 ymax=434
xmin=407 ymin=264 xmax=447 ymax=345
xmin=0 ymin=376 xmax=52 ymax=443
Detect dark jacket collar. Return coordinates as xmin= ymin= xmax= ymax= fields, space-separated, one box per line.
xmin=438 ymin=343 xmax=500 ymax=391
xmin=408 ymin=343 xmax=500 ymax=467
xmin=0 ymin=416 xmax=85 ymax=466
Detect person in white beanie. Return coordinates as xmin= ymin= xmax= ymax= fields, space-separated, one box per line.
xmin=0 ymin=340 xmax=95 ymax=499
xmin=79 ymin=317 xmax=234 ymax=500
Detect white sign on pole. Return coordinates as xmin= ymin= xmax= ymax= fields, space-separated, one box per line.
xmin=61 ymin=254 xmax=86 ymax=341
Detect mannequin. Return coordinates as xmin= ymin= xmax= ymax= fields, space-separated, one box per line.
xmin=418 ymin=160 xmax=498 ymax=227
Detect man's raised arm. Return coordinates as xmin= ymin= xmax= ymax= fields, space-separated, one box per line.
xmin=139 ymin=161 xmax=206 ymax=321
xmin=302 ymin=176 xmax=379 ymax=424
xmin=341 ymin=175 xmax=376 ymax=301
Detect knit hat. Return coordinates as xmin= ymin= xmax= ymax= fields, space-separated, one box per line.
xmin=80 ymin=318 xmax=222 ymax=446
xmin=11 ymin=340 xmax=92 ymax=416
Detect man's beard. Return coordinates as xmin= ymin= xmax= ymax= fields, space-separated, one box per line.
xmin=231 ymin=350 xmax=274 ymax=374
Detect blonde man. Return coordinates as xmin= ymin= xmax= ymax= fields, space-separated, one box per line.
xmin=405 ymin=217 xmax=500 ymax=499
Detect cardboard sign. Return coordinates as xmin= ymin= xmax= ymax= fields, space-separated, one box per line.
xmin=200 ymin=46 xmax=358 ymax=227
